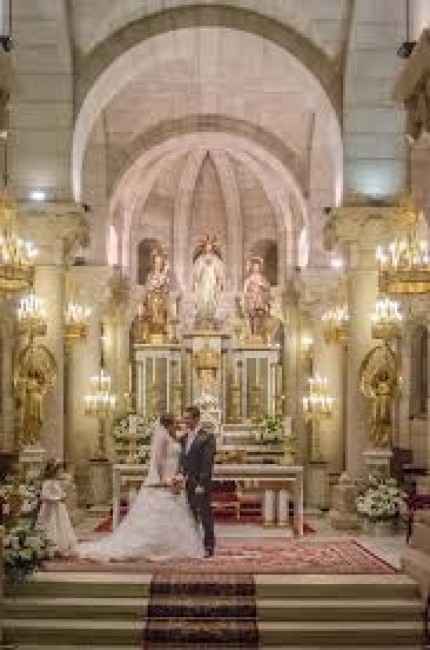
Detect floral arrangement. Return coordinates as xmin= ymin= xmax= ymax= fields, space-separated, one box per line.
xmin=112 ymin=414 xmax=156 ymax=460
xmin=256 ymin=414 xmax=284 ymax=444
xmin=356 ymin=473 xmax=404 ymax=521
xmin=3 ymin=522 xmax=55 ymax=584
xmin=1 ymin=471 xmax=55 ymax=584
xmin=135 ymin=444 xmax=151 ymax=465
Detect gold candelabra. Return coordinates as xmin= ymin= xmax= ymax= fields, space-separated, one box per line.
xmin=322 ymin=305 xmax=349 ymax=344
xmin=0 ymin=194 xmax=37 ymax=295
xmin=376 ymin=214 xmax=430 ymax=294
xmin=84 ymin=368 xmax=116 ymax=459
xmin=64 ymin=301 xmax=91 ymax=342
xmin=17 ymin=292 xmax=47 ymax=339
xmin=370 ymin=296 xmax=402 ymax=340
xmin=302 ymin=375 xmax=334 ymax=462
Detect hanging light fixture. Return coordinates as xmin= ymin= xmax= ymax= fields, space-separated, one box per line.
xmin=64 ymin=301 xmax=91 ymax=341
xmin=376 ymin=211 xmax=430 ymax=294
xmin=370 ymin=296 xmax=402 ymax=340
xmin=322 ymin=305 xmax=349 ymax=344
xmin=0 ymin=194 xmax=37 ymax=294
xmin=16 ymin=291 xmax=46 ymax=339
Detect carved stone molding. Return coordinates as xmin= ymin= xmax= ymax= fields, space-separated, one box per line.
xmin=324 ymin=205 xmax=417 ymax=251
xmin=394 ymin=29 xmax=430 ymax=142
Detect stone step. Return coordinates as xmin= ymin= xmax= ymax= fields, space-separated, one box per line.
xmin=8 ymin=572 xmax=418 ymax=600
xmin=13 ymin=646 xmax=425 ymax=650
xmin=258 ymin=620 xmax=424 ymax=646
xmin=4 ymin=617 xmax=423 ymax=647
xmin=5 ymin=596 xmax=422 ymax=622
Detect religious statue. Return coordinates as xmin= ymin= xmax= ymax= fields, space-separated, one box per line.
xmin=360 ymin=343 xmax=398 ymax=449
xmin=135 ymin=246 xmax=170 ymax=342
xmin=192 ymin=235 xmax=225 ymax=328
xmin=243 ymin=256 xmax=271 ymax=340
xmin=14 ymin=343 xmax=57 ymax=448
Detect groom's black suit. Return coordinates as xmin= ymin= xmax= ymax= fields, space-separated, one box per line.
xmin=179 ymin=426 xmax=216 ymax=554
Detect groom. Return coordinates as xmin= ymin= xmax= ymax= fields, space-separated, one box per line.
xmin=179 ymin=405 xmax=216 ymax=557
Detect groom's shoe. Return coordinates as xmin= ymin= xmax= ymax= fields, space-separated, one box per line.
xmin=204 ymin=548 xmax=214 ymax=558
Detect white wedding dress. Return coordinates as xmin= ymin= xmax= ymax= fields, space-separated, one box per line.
xmin=78 ymin=425 xmax=203 ymax=562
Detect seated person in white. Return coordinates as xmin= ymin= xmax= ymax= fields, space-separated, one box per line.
xmin=37 ymin=459 xmax=78 ymax=556
xmin=78 ymin=413 xmax=203 ymax=562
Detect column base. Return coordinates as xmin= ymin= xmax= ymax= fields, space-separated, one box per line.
xmin=328 ymin=472 xmax=361 ymax=531
xmin=363 ymin=448 xmax=393 ymax=476
xmin=88 ymin=458 xmax=112 ymax=506
xmin=305 ymin=461 xmax=329 ymax=511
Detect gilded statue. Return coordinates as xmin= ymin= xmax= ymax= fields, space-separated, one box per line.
xmin=243 ymin=256 xmax=271 ymax=340
xmin=360 ymin=343 xmax=398 ymax=449
xmin=135 ymin=247 xmax=170 ymax=342
xmin=14 ymin=343 xmax=57 ymax=447
xmin=192 ymin=235 xmax=225 ymax=328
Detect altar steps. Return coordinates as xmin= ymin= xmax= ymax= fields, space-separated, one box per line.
xmin=3 ymin=573 xmax=424 ymax=648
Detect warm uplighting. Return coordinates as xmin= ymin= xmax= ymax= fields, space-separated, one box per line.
xmin=376 ymin=214 xmax=430 ymax=294
xmin=17 ymin=292 xmax=47 ymax=338
xmin=64 ymin=301 xmax=91 ymax=341
xmin=302 ymin=375 xmax=334 ymax=463
xmin=371 ymin=296 xmax=402 ymax=340
xmin=0 ymin=194 xmax=37 ymax=294
xmin=322 ymin=305 xmax=349 ymax=344
xmin=84 ymin=368 xmax=116 ymax=459
xmin=301 ymin=335 xmax=314 ymax=356
xmin=302 ymin=375 xmax=334 ymax=422
xmin=29 ymin=190 xmax=46 ymax=202
xmin=330 ymin=256 xmax=344 ymax=270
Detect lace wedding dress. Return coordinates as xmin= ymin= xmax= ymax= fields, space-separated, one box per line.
xmin=78 ymin=425 xmax=203 ymax=562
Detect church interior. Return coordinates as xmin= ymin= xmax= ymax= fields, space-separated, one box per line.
xmin=1 ymin=1 xmax=430 ymax=648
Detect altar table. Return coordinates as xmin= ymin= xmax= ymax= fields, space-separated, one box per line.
xmin=112 ymin=463 xmax=304 ymax=535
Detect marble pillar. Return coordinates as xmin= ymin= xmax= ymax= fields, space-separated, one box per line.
xmin=324 ymin=205 xmax=415 ymax=476
xmin=35 ymin=265 xmax=65 ymax=460
xmin=0 ymin=314 xmax=16 ymax=452
xmin=313 ymin=328 xmax=345 ymax=474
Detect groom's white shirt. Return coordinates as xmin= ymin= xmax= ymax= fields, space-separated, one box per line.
xmin=185 ymin=426 xmax=200 ymax=453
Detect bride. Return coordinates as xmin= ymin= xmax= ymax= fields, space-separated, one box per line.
xmin=78 ymin=414 xmax=203 ymax=562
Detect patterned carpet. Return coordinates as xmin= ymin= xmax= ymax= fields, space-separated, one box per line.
xmin=142 ymin=573 xmax=258 ymax=649
xmin=43 ymin=539 xmax=396 ymax=575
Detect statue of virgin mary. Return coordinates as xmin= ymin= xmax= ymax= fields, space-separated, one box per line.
xmin=192 ymin=235 xmax=225 ymax=327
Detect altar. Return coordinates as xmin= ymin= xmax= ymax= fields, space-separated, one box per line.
xmin=112 ymin=462 xmax=304 ymax=535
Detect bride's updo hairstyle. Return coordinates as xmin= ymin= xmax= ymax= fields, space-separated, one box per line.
xmin=160 ymin=413 xmax=175 ymax=432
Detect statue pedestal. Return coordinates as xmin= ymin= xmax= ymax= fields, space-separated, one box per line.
xmin=305 ymin=461 xmax=329 ymax=511
xmin=363 ymin=448 xmax=392 ymax=476
xmin=329 ymin=472 xmax=361 ymax=531
xmin=19 ymin=445 xmax=47 ymax=478
xmin=88 ymin=459 xmax=112 ymax=506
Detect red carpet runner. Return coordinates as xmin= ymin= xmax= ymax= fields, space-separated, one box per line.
xmin=142 ymin=573 xmax=258 ymax=649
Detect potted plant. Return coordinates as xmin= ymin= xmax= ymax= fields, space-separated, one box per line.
xmin=355 ymin=473 xmax=403 ymax=535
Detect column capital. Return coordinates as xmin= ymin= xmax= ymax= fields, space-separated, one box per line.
xmin=17 ymin=202 xmax=89 ymax=265
xmin=324 ymin=204 xmax=416 ymax=251
xmin=394 ymin=28 xmax=430 ymax=142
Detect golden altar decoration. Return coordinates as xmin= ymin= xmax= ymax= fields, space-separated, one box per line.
xmin=322 ymin=305 xmax=349 ymax=344
xmin=193 ymin=343 xmax=220 ymax=393
xmin=17 ymin=292 xmax=47 ymax=339
xmin=360 ymin=343 xmax=399 ymax=449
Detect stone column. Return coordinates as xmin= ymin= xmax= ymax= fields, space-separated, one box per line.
xmin=312 ymin=327 xmax=345 ymax=474
xmin=324 ymin=205 xmax=415 ymax=476
xmin=34 ymin=264 xmax=65 ymax=459
xmin=0 ymin=311 xmax=16 ymax=451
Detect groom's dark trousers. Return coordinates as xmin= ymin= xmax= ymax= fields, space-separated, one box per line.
xmin=180 ymin=428 xmax=216 ymax=553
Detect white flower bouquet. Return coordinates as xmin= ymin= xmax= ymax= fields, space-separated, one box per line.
xmin=356 ymin=474 xmax=404 ymax=521
xmin=3 ymin=521 xmax=55 ymax=584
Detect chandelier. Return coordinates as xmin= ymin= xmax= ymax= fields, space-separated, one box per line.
xmin=64 ymin=301 xmax=91 ymax=341
xmin=303 ymin=375 xmax=334 ymax=462
xmin=84 ymin=368 xmax=116 ymax=459
xmin=0 ymin=194 xmax=37 ymax=294
xmin=371 ymin=296 xmax=402 ymax=340
xmin=322 ymin=305 xmax=349 ymax=344
xmin=17 ymin=292 xmax=47 ymax=338
xmin=376 ymin=216 xmax=430 ymax=294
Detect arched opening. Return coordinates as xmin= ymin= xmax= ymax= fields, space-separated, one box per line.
xmin=250 ymin=239 xmax=278 ymax=286
xmin=137 ymin=237 xmax=162 ymax=286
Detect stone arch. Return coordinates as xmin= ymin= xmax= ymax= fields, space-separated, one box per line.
xmin=110 ymin=131 xmax=310 ymax=282
xmin=73 ymin=5 xmax=341 ymax=200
